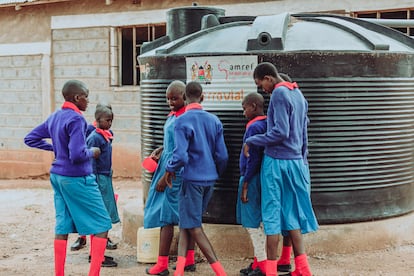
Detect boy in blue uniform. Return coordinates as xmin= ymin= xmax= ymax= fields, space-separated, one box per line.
xmin=244 ymin=63 xmax=319 ymax=276
xmin=144 ymin=80 xmax=196 ymax=275
xmin=24 ymin=80 xmax=112 ymax=276
xmin=160 ymin=81 xmax=228 ymax=276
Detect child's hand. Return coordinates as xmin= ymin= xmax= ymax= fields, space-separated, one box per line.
xmin=241 ymin=181 xmax=249 ymax=203
xmin=156 ymin=174 xmax=167 ymax=192
xmin=91 ymin=147 xmax=101 ymax=159
xmin=165 ymin=171 xmax=175 ymax=188
xmin=150 ymin=146 xmax=163 ymax=162
xmin=243 ymin=143 xmax=250 ymax=158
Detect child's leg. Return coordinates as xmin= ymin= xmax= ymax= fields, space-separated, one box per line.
xmin=246 ymin=227 xmax=267 ymax=273
xmin=172 ymin=231 xmax=197 ymax=273
xmin=54 ymin=237 xmax=68 ymax=276
xmin=289 ymin=229 xmax=312 ymax=276
xmin=184 ymin=237 xmax=196 ymax=270
xmin=146 ymin=225 xmax=174 ymax=275
xmin=265 ymin=234 xmax=280 ymax=276
xmin=277 ymin=234 xmax=292 ymax=272
xmin=88 ymin=234 xmax=107 ymax=276
xmin=174 ymin=229 xmax=191 ymax=276
xmin=188 ymin=227 xmax=226 ymax=276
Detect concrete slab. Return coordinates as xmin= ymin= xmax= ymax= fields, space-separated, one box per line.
xmin=122 ymin=195 xmax=414 ymax=258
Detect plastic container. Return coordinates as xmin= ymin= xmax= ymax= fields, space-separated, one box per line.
xmin=141 ymin=157 xmax=158 ymax=173
xmin=136 ymin=226 xmax=160 ymax=263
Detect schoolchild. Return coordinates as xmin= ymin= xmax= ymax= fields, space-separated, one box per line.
xmin=237 ymin=92 xmax=268 ymax=276
xmin=24 ymin=80 xmax=112 ymax=276
xmin=160 ymin=81 xmax=229 ymax=276
xmin=143 ymin=80 xmax=196 ymax=275
xmin=237 ymin=92 xmax=292 ymax=276
xmin=244 ymin=62 xmax=319 ymax=276
xmin=84 ymin=105 xmax=119 ymax=267
xmin=70 ymin=103 xmax=118 ymax=258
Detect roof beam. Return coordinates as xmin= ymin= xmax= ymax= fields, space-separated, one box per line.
xmin=0 ymin=0 xmax=71 ymax=9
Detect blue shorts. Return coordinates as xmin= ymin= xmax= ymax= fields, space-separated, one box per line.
xmin=260 ymin=156 xmax=319 ymax=235
xmin=178 ymin=181 xmax=214 ymax=229
xmin=236 ymin=175 xmax=262 ymax=228
xmin=50 ymin=173 xmax=112 ymax=235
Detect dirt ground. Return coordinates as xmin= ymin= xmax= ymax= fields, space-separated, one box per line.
xmin=0 ymin=178 xmax=413 ymax=276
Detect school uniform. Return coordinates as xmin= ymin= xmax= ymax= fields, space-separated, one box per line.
xmin=144 ymin=106 xmax=185 ymax=228
xmin=24 ymin=102 xmax=112 ymax=236
xmin=165 ymin=103 xmax=228 ymax=229
xmin=236 ymin=115 xmax=267 ymax=228
xmin=87 ymin=128 xmax=120 ymax=224
xmin=245 ymin=82 xmax=318 ymax=236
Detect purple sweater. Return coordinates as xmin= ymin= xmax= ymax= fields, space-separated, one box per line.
xmin=245 ymin=84 xmax=309 ymax=162
xmin=24 ymin=108 xmax=94 ymax=176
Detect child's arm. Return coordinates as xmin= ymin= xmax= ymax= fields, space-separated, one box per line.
xmin=214 ymin=126 xmax=228 ymax=176
xmin=150 ymin=146 xmax=163 ymax=162
xmin=68 ymin=118 xmax=96 ymax=162
xmin=246 ymin=89 xmax=290 ymax=147
xmin=24 ymin=122 xmax=53 ymax=151
xmin=166 ymin=125 xmax=189 ymax=172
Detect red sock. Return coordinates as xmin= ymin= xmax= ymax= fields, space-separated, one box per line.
xmin=185 ymin=249 xmax=195 ymax=266
xmin=292 ymin=254 xmax=312 ymax=276
xmin=252 ymin=256 xmax=258 ymax=270
xmin=88 ymin=236 xmax=107 ymax=276
xmin=257 ymin=259 xmax=266 ymax=274
xmin=278 ymin=246 xmax=292 ymax=265
xmin=210 ymin=261 xmax=226 ymax=276
xmin=147 ymin=255 xmax=169 ymax=274
xmin=266 ymin=260 xmax=277 ymax=276
xmin=174 ymin=256 xmax=186 ymax=276
xmin=54 ymin=239 xmax=67 ymax=276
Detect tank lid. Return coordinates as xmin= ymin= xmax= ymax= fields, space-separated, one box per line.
xmin=139 ymin=12 xmax=414 ymax=56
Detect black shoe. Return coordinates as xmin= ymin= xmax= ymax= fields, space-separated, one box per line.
xmin=101 ymin=257 xmax=118 ymax=267
xmin=145 ymin=267 xmax=170 ymax=275
xmin=88 ymin=255 xmax=114 ymax=262
xmin=240 ymin=262 xmax=254 ymax=275
xmin=106 ymin=238 xmax=118 ymax=250
xmin=277 ymin=263 xmax=292 ymax=272
xmin=88 ymin=255 xmax=117 ymax=267
xmin=183 ymin=264 xmax=196 ymax=272
xmin=70 ymin=237 xmax=86 ymax=251
xmin=248 ymin=267 xmax=265 ymax=276
xmin=172 ymin=264 xmax=196 ymax=272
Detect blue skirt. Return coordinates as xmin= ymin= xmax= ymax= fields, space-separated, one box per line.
xmin=236 ymin=175 xmax=262 ymax=228
xmin=261 ymin=155 xmax=319 ymax=235
xmin=144 ymin=152 xmax=181 ymax=228
xmin=96 ymin=173 xmax=120 ymax=224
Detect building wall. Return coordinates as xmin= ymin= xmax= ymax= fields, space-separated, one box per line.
xmin=51 ymin=27 xmax=142 ymax=178
xmin=0 ymin=52 xmax=53 ymax=178
xmin=1 ymin=0 xmax=414 ymax=178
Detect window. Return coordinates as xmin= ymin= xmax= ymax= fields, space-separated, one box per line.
xmin=353 ymin=8 xmax=414 ymax=37
xmin=114 ymin=24 xmax=166 ymax=86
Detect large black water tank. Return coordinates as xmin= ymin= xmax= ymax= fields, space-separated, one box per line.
xmin=138 ymin=7 xmax=414 ymax=224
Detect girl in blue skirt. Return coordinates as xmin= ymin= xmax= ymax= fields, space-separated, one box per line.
xmin=144 ymin=80 xmax=196 ymax=275
xmin=244 ymin=62 xmax=319 ymax=276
